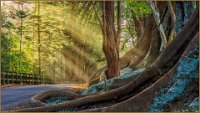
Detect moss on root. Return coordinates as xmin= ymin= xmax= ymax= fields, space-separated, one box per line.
xmin=149 ymin=44 xmax=198 ymax=112
xmin=81 ymin=68 xmax=145 ymax=95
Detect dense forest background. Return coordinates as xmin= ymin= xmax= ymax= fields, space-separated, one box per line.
xmin=1 ymin=1 xmax=153 ymax=83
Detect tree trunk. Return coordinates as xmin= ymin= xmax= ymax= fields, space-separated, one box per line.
xmin=127 ymin=15 xmax=156 ymax=69
xmin=147 ymin=1 xmax=168 ymax=52
xmin=37 ymin=0 xmax=42 ymax=84
xmin=102 ymin=1 xmax=120 ymax=79
xmin=19 ymin=3 xmax=23 ymax=84
xmin=117 ymin=1 xmax=121 ymax=51
xmin=89 ymin=14 xmax=158 ymax=86
xmin=132 ymin=11 xmax=144 ymax=38
xmin=88 ymin=1 xmax=122 ymax=85
xmin=135 ymin=30 xmax=160 ymax=68
xmin=167 ymin=1 xmax=176 ymax=43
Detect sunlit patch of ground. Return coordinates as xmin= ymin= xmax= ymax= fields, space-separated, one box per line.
xmin=66 ymin=83 xmax=88 ymax=90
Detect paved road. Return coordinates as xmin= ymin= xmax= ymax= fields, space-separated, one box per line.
xmin=1 ymin=84 xmax=74 ymax=111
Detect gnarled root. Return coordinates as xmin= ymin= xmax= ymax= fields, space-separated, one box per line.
xmin=14 ymin=67 xmax=160 ymax=112
xmin=85 ymin=32 xmax=198 ymax=112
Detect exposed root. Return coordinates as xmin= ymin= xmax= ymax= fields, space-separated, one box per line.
xmin=84 ymin=32 xmax=198 ymax=112
xmin=14 ymin=67 xmax=160 ymax=112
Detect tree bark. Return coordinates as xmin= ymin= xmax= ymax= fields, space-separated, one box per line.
xmin=135 ymin=31 xmax=160 ymax=68
xmin=89 ymin=14 xmax=159 ymax=86
xmin=117 ymin=1 xmax=121 ymax=51
xmin=127 ymin=15 xmax=156 ymax=69
xmin=102 ymin=1 xmax=120 ymax=79
xmin=147 ymin=1 xmax=168 ymax=52
xmin=132 ymin=11 xmax=144 ymax=38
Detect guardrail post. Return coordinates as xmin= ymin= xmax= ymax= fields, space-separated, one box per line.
xmin=2 ymin=72 xmax=5 ymax=85
xmin=11 ymin=72 xmax=13 ymax=84
xmin=42 ymin=74 xmax=44 ymax=84
xmin=16 ymin=73 xmax=18 ymax=84
xmin=5 ymin=72 xmax=7 ymax=84
xmin=7 ymin=72 xmax=9 ymax=84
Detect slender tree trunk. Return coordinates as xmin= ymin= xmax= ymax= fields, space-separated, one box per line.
xmin=0 ymin=0 xmax=2 ymax=85
xmin=167 ymin=1 xmax=176 ymax=43
xmin=125 ymin=15 xmax=155 ymax=69
xmin=136 ymin=31 xmax=160 ymax=68
xmin=102 ymin=1 xmax=119 ymax=79
xmin=147 ymin=1 xmax=168 ymax=52
xmin=132 ymin=11 xmax=144 ymax=38
xmin=19 ymin=3 xmax=23 ymax=84
xmin=37 ymin=0 xmax=42 ymax=84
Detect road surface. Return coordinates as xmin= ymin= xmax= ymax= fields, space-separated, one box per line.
xmin=1 ymin=84 xmax=76 ymax=111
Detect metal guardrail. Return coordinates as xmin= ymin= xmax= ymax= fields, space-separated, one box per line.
xmin=1 ymin=72 xmax=54 ymax=85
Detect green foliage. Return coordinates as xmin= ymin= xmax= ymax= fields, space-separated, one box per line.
xmin=1 ymin=31 xmax=34 ymax=73
xmin=1 ymin=1 xmax=153 ymax=82
xmin=16 ymin=10 xmax=29 ymax=18
xmin=126 ymin=0 xmax=151 ymax=17
xmin=2 ymin=21 xmax=15 ymax=29
xmin=1 ymin=3 xmax=35 ymax=74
